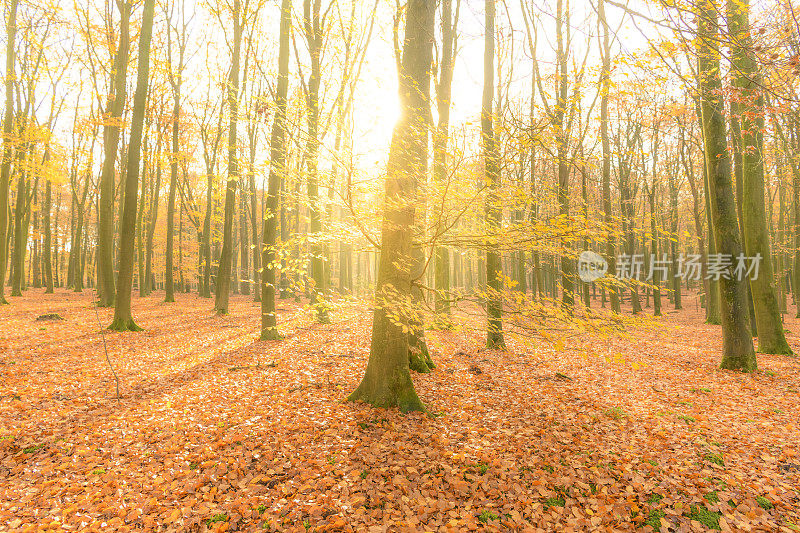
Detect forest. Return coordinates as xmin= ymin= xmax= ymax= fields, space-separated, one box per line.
xmin=1 ymin=0 xmax=799 ymax=530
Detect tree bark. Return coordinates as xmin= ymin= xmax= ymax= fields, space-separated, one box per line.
xmin=727 ymin=0 xmax=791 ymax=354
xmin=303 ymin=0 xmax=329 ymax=323
xmin=0 ymin=0 xmax=18 ymax=304
xmin=261 ymin=0 xmax=291 ymax=340
xmin=43 ymin=175 xmax=53 ymax=292
xmin=98 ymin=1 xmax=130 ymax=307
xmin=483 ymin=0 xmax=505 ymax=350
xmin=215 ymin=0 xmax=243 ymax=315
xmin=696 ymin=0 xmax=756 ymax=370
xmin=347 ymin=0 xmax=433 ymax=412
xmin=433 ymin=0 xmax=459 ymax=317
xmin=110 ymin=0 xmax=156 ymax=332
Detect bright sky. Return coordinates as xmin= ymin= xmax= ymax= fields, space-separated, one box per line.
xmin=2 ymin=0 xmax=665 ymax=179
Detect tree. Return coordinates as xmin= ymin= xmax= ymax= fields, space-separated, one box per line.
xmin=727 ymin=0 xmax=792 ymax=355
xmin=347 ymin=0 xmax=434 ymax=412
xmin=433 ymin=0 xmax=460 ymax=317
xmin=197 ymin=86 xmax=224 ymax=299
xmin=214 ymin=0 xmax=246 ymax=315
xmin=302 ymin=0 xmax=330 ymax=323
xmin=261 ymin=0 xmax=291 ymax=341
xmin=642 ymin=114 xmax=661 ymax=317
xmin=0 ymin=0 xmax=19 ymax=305
xmin=598 ymin=0 xmax=620 ymax=313
xmin=164 ymin=0 xmax=190 ymax=303
xmin=483 ymin=0 xmax=505 ymax=349
xmin=97 ymin=0 xmax=131 ymax=308
xmin=696 ymin=0 xmax=756 ymax=371
xmin=110 ymin=0 xmax=156 ymax=332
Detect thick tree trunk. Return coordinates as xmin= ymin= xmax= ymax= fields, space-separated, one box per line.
xmin=347 ymin=0 xmax=433 ymax=412
xmin=0 ymin=0 xmax=18 ymax=304
xmin=110 ymin=0 xmax=156 ymax=332
xmin=696 ymin=0 xmax=756 ymax=370
xmin=11 ymin=170 xmax=26 ymax=296
xmin=730 ymin=93 xmax=758 ymax=334
xmin=143 ymin=138 xmax=161 ymax=296
xmin=702 ymin=155 xmax=721 ymax=323
xmin=136 ymin=140 xmax=148 ymax=294
xmin=215 ymin=0 xmax=242 ymax=315
xmin=97 ymin=1 xmax=130 ymax=307
xmin=727 ymin=0 xmax=791 ymax=354
xmin=303 ymin=0 xmax=328 ymax=323
xmin=261 ymin=0 xmax=291 ymax=340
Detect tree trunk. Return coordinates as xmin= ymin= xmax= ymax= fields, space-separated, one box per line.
xmin=483 ymin=0 xmax=505 ymax=349
xmin=433 ymin=0 xmax=458 ymax=317
xmin=11 ymin=170 xmax=25 ymax=296
xmin=110 ymin=0 xmax=156 ymax=332
xmin=215 ymin=0 xmax=242 ymax=315
xmin=0 ymin=0 xmax=18 ymax=304
xmin=727 ymin=0 xmax=791 ymax=354
xmin=165 ymin=83 xmax=180 ymax=302
xmin=696 ymin=0 xmax=756 ymax=370
xmin=43 ymin=177 xmax=53 ymax=292
xmin=136 ymin=138 xmax=148 ymax=294
xmin=303 ymin=0 xmax=329 ymax=323
xmin=143 ymin=136 xmax=161 ymax=296
xmin=261 ymin=0 xmax=291 ymax=340
xmin=201 ymin=166 xmax=213 ymax=298
xmin=97 ymin=1 xmax=130 ymax=307
xmin=347 ymin=0 xmax=433 ymax=412
xmin=249 ymin=129 xmax=260 ymax=302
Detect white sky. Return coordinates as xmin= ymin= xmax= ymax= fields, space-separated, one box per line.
xmin=1 ymin=0 xmax=672 ymax=179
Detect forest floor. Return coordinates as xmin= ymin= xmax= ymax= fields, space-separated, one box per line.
xmin=0 ymin=290 xmax=799 ymax=532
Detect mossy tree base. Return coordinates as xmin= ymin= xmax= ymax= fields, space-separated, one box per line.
xmin=409 ymin=352 xmax=432 ymax=373
xmin=347 ymin=371 xmax=426 ymax=414
xmin=720 ymin=358 xmax=757 ymax=372
xmin=260 ymin=329 xmax=284 ymax=341
xmin=486 ymin=330 xmax=506 ymax=351
xmin=756 ymin=340 xmax=793 ymax=356
xmin=108 ymin=318 xmax=143 ymax=332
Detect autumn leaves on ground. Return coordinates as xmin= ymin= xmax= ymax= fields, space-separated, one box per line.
xmin=0 ymin=291 xmax=798 ymax=532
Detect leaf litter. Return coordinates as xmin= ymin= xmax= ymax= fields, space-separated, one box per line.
xmin=0 ymin=290 xmax=798 ymax=532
